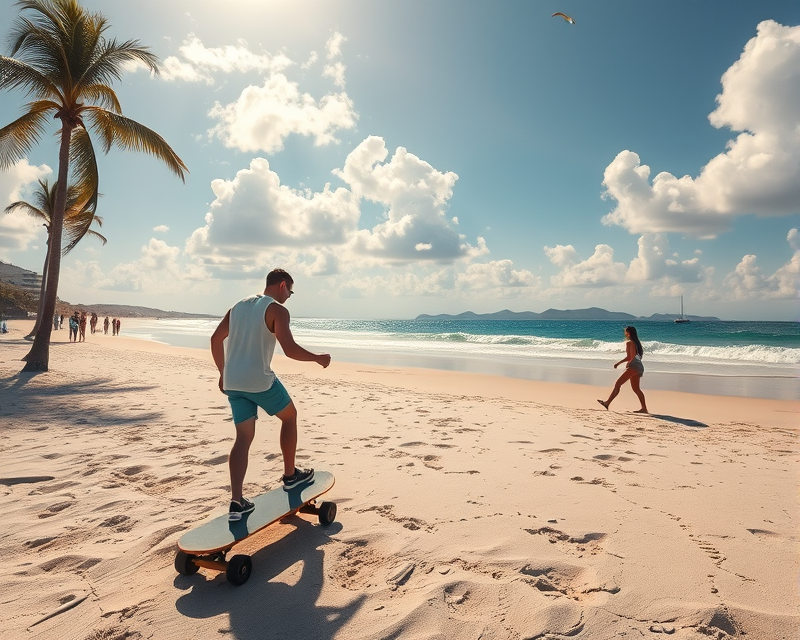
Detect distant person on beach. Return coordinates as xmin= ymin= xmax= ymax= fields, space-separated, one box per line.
xmin=68 ymin=312 xmax=79 ymax=342
xmin=211 ymin=268 xmax=331 ymax=521
xmin=104 ymin=316 xmax=109 ymax=334
xmin=111 ymin=318 xmax=117 ymax=336
xmin=60 ymin=314 xmax=64 ymax=329
xmin=116 ymin=318 xmax=121 ymax=335
xmin=53 ymin=314 xmax=59 ymax=331
xmin=597 ymin=325 xmax=648 ymax=414
xmin=90 ymin=313 xmax=98 ymax=334
xmin=79 ymin=312 xmax=87 ymax=342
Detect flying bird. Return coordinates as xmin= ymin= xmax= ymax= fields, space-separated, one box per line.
xmin=552 ymin=12 xmax=576 ymax=25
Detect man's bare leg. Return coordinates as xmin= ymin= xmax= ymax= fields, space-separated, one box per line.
xmin=229 ymin=417 xmax=256 ymax=503
xmin=276 ymin=401 xmax=298 ymax=477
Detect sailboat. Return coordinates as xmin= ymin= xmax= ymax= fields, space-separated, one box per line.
xmin=674 ymin=295 xmax=690 ymax=323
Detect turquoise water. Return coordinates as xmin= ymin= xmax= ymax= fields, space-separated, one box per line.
xmin=121 ymin=317 xmax=799 ymax=400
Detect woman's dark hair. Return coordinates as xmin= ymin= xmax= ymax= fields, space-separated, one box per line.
xmin=625 ymin=326 xmax=644 ymax=357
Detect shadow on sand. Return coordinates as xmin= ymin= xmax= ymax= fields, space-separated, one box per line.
xmin=650 ymin=414 xmax=708 ymax=428
xmin=0 ymin=371 xmax=163 ymax=427
xmin=175 ymin=516 xmax=365 ymax=640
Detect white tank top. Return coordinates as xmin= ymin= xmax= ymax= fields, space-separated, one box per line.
xmin=223 ymin=294 xmax=277 ymax=393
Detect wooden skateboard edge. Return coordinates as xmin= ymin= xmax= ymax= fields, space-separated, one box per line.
xmin=176 ymin=477 xmax=335 ymax=556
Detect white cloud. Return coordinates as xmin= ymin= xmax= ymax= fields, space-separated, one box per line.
xmin=723 ymin=228 xmax=800 ymax=299
xmin=208 ymin=73 xmax=357 ymax=153
xmin=627 ymin=234 xmax=703 ymax=283
xmin=334 ymin=136 xmax=486 ymax=262
xmin=186 ymin=158 xmax=360 ymax=266
xmin=455 ymin=260 xmax=538 ymax=290
xmin=544 ymin=235 xmax=705 ymax=289
xmin=602 ymin=21 xmax=800 ymax=238
xmin=0 ymin=159 xmax=51 ymax=252
xmin=323 ymin=32 xmax=347 ymax=87
xmin=544 ymin=243 xmax=627 ymax=287
xmin=156 ymin=35 xmax=293 ymax=84
xmin=63 ymin=238 xmax=211 ymax=294
xmin=153 ymin=225 xmax=169 ymax=233
xmin=327 ymin=259 xmax=537 ymax=299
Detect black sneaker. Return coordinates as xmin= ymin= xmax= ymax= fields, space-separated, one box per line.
xmin=282 ymin=468 xmax=314 ymax=490
xmin=228 ymin=497 xmax=255 ymax=521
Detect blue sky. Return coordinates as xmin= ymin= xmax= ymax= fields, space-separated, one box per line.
xmin=1 ymin=0 xmax=798 ymax=320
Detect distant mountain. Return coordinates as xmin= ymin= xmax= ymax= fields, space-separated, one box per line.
xmin=69 ymin=303 xmax=216 ymax=319
xmin=646 ymin=313 xmax=720 ymax=322
xmin=416 ymin=308 xmax=720 ymax=321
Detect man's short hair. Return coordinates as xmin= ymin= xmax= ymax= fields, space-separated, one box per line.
xmin=266 ymin=268 xmax=293 ymax=287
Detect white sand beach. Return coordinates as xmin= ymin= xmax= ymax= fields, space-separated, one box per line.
xmin=1 ymin=321 xmax=798 ymax=639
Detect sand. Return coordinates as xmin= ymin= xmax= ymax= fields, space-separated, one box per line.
xmin=1 ymin=320 xmax=798 ymax=640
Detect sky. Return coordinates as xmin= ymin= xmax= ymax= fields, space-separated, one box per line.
xmin=1 ymin=0 xmax=799 ymax=321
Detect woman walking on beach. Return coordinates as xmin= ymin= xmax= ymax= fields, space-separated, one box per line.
xmin=597 ymin=326 xmax=648 ymax=413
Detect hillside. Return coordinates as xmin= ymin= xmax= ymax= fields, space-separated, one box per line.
xmin=68 ymin=304 xmax=216 ymax=319
xmin=416 ymin=308 xmax=720 ymax=322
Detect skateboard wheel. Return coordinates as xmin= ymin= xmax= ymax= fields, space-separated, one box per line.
xmin=175 ymin=550 xmax=199 ymax=576
xmin=226 ymin=554 xmax=252 ymax=586
xmin=318 ymin=501 xmax=337 ymax=526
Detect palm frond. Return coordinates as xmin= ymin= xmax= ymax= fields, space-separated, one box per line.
xmin=85 ymin=107 xmax=188 ymax=181
xmin=4 ymin=199 xmax=48 ymax=223
xmin=80 ymin=39 xmax=159 ymax=88
xmin=77 ymin=83 xmax=121 ymax=112
xmin=68 ymin=126 xmax=99 ymax=213
xmin=0 ymin=55 xmax=59 ymax=99
xmin=62 ymin=197 xmax=104 ymax=254
xmin=0 ymin=102 xmax=54 ymax=167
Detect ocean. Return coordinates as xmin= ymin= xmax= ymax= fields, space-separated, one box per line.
xmin=120 ymin=317 xmax=799 ymax=401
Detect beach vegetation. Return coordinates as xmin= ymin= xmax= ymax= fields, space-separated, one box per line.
xmin=0 ymin=281 xmax=37 ymax=319
xmin=4 ymin=178 xmax=106 ymax=337
xmin=0 ymin=0 xmax=188 ymax=371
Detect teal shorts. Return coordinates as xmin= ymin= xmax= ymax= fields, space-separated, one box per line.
xmin=225 ymin=379 xmax=292 ymax=425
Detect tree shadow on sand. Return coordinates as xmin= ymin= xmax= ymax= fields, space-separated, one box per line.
xmin=0 ymin=373 xmax=163 ymax=427
xmin=175 ymin=517 xmax=365 ymax=640
xmin=650 ymin=414 xmax=708 ymax=428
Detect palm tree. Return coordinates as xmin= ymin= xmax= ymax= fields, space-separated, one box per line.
xmin=5 ymin=178 xmax=107 ymax=338
xmin=0 ymin=0 xmax=187 ymax=371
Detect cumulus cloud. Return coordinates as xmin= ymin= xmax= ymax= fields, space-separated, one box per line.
xmin=186 ymin=157 xmax=360 ymax=265
xmin=323 ymin=32 xmax=347 ymax=87
xmin=328 ymin=259 xmax=537 ymax=299
xmin=723 ymin=228 xmax=800 ymax=299
xmin=0 ymin=159 xmax=51 ymax=252
xmin=544 ymin=235 xmax=706 ymax=289
xmin=152 ymin=35 xmax=293 ymax=84
xmin=208 ymin=73 xmax=357 ymax=153
xmin=455 ymin=260 xmax=538 ymax=290
xmin=603 ymin=21 xmax=800 ymax=238
xmin=63 ymin=238 xmax=211 ymax=293
xmin=153 ymin=225 xmax=169 ymax=233
xmin=627 ymin=234 xmax=703 ymax=283
xmin=544 ymin=243 xmax=627 ymax=287
xmin=334 ymin=136 xmax=486 ymax=262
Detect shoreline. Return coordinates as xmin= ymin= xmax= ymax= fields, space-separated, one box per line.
xmin=21 ymin=316 xmax=798 ymax=401
xmin=2 ymin=319 xmax=797 ymax=427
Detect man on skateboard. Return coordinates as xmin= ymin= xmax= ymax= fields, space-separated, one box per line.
xmin=211 ymin=269 xmax=331 ymax=521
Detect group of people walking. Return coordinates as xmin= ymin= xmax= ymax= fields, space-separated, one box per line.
xmin=53 ymin=312 xmax=122 ymax=342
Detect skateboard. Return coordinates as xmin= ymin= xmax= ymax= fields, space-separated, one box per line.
xmin=174 ymin=471 xmax=336 ymax=586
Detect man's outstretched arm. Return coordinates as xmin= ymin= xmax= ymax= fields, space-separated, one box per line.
xmin=270 ymin=305 xmax=331 ymax=368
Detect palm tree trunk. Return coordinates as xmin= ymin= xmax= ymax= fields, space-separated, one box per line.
xmin=27 ymin=233 xmax=50 ymax=339
xmin=22 ymin=123 xmax=73 ymax=371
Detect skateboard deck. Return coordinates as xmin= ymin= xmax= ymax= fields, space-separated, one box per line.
xmin=175 ymin=471 xmax=335 ymax=585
